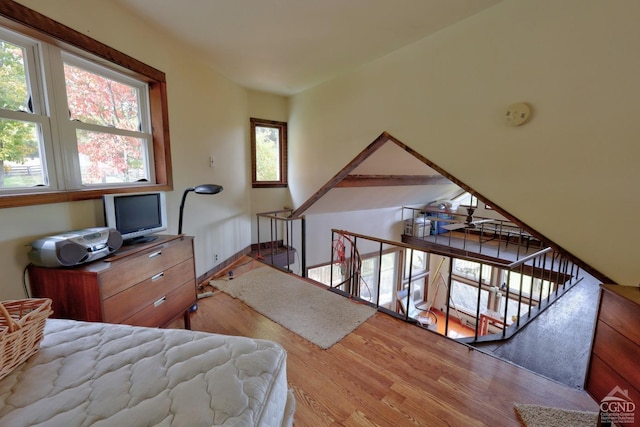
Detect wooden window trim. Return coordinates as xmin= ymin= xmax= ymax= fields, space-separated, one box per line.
xmin=250 ymin=117 xmax=287 ymax=188
xmin=0 ymin=1 xmax=172 ymax=209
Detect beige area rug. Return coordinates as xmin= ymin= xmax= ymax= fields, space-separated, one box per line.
xmin=514 ymin=403 xmax=598 ymax=427
xmin=215 ymin=266 xmax=376 ymax=349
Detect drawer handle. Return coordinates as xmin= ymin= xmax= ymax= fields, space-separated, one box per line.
xmin=151 ymin=272 xmax=164 ymax=281
xmin=148 ymin=251 xmax=162 ymax=259
xmin=153 ymin=296 xmax=166 ymax=307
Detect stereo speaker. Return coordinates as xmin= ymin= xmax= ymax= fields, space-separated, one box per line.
xmin=28 ymin=227 xmax=123 ymax=268
xmin=55 ymin=240 xmax=89 ymax=266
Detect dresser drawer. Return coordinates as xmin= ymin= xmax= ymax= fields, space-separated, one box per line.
xmin=27 ymin=235 xmax=196 ymax=329
xmin=121 ymin=280 xmax=195 ymax=327
xmin=102 ymin=258 xmax=195 ymax=324
xmin=100 ymin=238 xmax=193 ymax=300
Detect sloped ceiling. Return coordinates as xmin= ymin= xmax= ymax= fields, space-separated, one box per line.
xmin=292 ymin=132 xmax=463 ymax=216
xmin=111 ymin=0 xmax=497 ymax=212
xmin=115 ymin=0 xmax=502 ymax=95
xmin=303 ymin=140 xmax=460 ymax=214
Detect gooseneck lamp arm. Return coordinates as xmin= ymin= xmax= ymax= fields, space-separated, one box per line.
xmin=177 ymin=184 xmax=223 ymax=235
xmin=177 ymin=187 xmax=194 ymax=235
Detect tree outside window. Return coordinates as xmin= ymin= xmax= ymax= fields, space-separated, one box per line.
xmin=0 ymin=39 xmax=43 ymax=188
xmin=250 ymin=118 xmax=287 ymax=188
xmin=63 ymin=60 xmax=150 ymax=185
xmin=0 ymin=2 xmax=172 ymax=209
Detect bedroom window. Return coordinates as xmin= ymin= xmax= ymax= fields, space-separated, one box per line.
xmin=61 ymin=56 xmax=152 ymax=186
xmin=0 ymin=3 xmax=172 ymax=208
xmin=250 ymin=118 xmax=287 ymax=188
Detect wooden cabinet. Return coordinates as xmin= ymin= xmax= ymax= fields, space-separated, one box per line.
xmin=28 ymin=235 xmax=196 ymax=329
xmin=585 ymin=284 xmax=640 ymax=423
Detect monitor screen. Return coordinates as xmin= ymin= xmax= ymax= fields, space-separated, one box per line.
xmin=103 ymin=191 xmax=167 ymax=244
xmin=114 ymin=193 xmax=162 ymax=234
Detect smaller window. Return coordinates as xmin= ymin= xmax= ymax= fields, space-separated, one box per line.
xmin=250 ymin=118 xmax=287 ymax=188
xmin=452 ymin=191 xmax=478 ymax=208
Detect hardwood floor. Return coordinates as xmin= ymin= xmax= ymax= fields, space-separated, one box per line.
xmin=190 ymin=259 xmax=598 ymax=426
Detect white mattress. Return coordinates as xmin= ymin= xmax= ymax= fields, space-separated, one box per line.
xmin=0 ymin=319 xmax=295 ymax=427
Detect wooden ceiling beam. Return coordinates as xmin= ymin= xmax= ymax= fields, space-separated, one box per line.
xmin=335 ymin=174 xmax=452 ymax=187
xmin=290 ymin=132 xmax=391 ymax=218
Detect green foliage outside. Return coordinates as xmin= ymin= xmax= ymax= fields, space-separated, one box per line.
xmin=255 ymin=126 xmax=280 ymax=181
xmin=64 ymin=63 xmax=144 ymax=184
xmin=0 ymin=40 xmax=40 ymax=187
xmin=0 ymin=36 xmax=147 ymax=188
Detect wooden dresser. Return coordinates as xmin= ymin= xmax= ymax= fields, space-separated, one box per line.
xmin=28 ymin=235 xmax=196 ymax=329
xmin=585 ymin=284 xmax=640 ymax=424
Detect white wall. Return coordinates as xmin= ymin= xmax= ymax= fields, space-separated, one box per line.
xmin=246 ymin=90 xmax=293 ymax=244
xmin=303 ymin=207 xmax=404 ymax=268
xmin=4 ymin=0 xmax=640 ymax=300
xmin=262 ymin=206 xmax=403 ymax=277
xmin=0 ymin=0 xmax=251 ymax=299
xmin=288 ymin=0 xmax=640 ymax=285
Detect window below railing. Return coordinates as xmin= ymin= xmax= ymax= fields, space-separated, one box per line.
xmin=309 ymin=229 xmax=584 ymax=343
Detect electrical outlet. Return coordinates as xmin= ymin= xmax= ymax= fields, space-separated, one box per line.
xmin=214 ymin=254 xmax=219 ymax=261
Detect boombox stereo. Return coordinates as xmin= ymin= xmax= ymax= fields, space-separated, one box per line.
xmin=28 ymin=227 xmax=123 ymax=268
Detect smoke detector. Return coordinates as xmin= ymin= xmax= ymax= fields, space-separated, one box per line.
xmin=505 ymin=102 xmax=532 ymax=126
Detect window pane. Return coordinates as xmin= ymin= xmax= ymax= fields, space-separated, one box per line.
xmin=0 ymin=39 xmax=30 ymax=112
xmin=255 ymin=125 xmax=280 ymax=181
xmin=360 ymin=253 xmax=397 ymax=306
xmin=64 ymin=62 xmax=141 ymax=131
xmin=405 ymin=249 xmax=427 ymax=278
xmin=308 ymin=265 xmax=335 ymax=286
xmin=0 ymin=119 xmax=45 ymax=188
xmin=453 ymin=192 xmax=478 ymax=207
xmin=359 ymin=257 xmax=376 ymax=301
xmin=451 ymin=280 xmax=489 ymax=315
xmin=453 ymin=259 xmax=491 ymax=283
xmin=380 ymin=253 xmax=398 ymax=307
xmin=506 ymin=298 xmax=525 ymax=321
xmin=77 ymin=129 xmax=147 ymax=184
xmin=505 ymin=271 xmax=552 ymax=301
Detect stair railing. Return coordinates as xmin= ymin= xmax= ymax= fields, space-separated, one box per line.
xmin=256 ymin=209 xmax=306 ymax=276
xmin=325 ymin=228 xmax=583 ymax=344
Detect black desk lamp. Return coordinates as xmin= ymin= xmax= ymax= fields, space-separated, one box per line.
xmin=178 ymin=184 xmax=223 ymax=235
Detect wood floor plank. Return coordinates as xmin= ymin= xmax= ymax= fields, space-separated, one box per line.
xmin=190 ymin=259 xmax=598 ymax=426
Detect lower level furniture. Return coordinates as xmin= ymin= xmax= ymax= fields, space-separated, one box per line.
xmin=28 ymin=235 xmax=196 ymax=329
xmin=0 ymin=319 xmax=295 ymax=426
xmin=585 ymin=284 xmax=640 ymax=425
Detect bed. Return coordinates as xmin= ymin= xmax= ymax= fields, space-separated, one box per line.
xmin=0 ymin=319 xmax=295 ymax=427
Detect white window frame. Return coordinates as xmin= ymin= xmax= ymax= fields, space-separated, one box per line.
xmin=55 ymin=52 xmax=155 ymax=189
xmin=0 ymin=28 xmax=57 ymax=193
xmin=1 ymin=29 xmax=155 ymax=193
xmin=0 ymin=2 xmax=173 ymax=209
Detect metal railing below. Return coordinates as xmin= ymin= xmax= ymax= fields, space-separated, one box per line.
xmin=255 ymin=209 xmax=306 ymax=275
xmin=324 ymin=228 xmax=583 ymax=344
xmin=401 ymin=206 xmax=543 ymax=262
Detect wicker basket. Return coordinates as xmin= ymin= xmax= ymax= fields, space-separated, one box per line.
xmin=0 ymin=298 xmax=52 ymax=381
